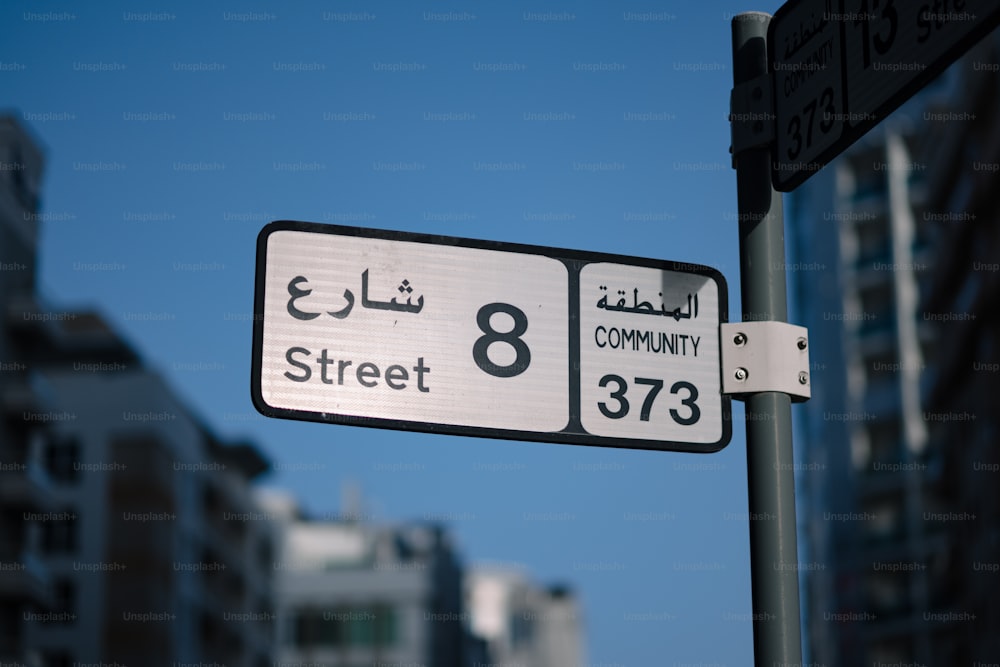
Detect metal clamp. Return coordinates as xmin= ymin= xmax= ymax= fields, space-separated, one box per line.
xmin=729 ymin=72 xmax=775 ymax=165
xmin=720 ymin=321 xmax=810 ymax=401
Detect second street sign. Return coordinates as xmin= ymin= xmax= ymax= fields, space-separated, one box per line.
xmin=769 ymin=0 xmax=1000 ymax=191
xmin=252 ymin=221 xmax=731 ymax=453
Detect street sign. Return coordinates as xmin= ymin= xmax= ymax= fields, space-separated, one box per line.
xmin=770 ymin=0 xmax=1000 ymax=191
xmin=770 ymin=0 xmax=846 ymax=190
xmin=252 ymin=221 xmax=731 ymax=453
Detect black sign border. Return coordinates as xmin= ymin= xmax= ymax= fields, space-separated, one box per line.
xmin=252 ymin=220 xmax=732 ymax=454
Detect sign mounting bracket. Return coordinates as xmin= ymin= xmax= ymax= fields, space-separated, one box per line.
xmin=729 ymin=72 xmax=775 ymax=167
xmin=720 ymin=321 xmax=810 ymax=401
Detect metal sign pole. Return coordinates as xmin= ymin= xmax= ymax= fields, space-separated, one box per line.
xmin=730 ymin=12 xmax=804 ymax=666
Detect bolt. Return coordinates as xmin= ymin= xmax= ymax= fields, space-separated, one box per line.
xmin=735 ymin=367 xmax=748 ymax=382
xmin=797 ymin=337 xmax=807 ymax=350
xmin=799 ymin=371 xmax=808 ymax=385
xmin=733 ymin=332 xmax=747 ymax=346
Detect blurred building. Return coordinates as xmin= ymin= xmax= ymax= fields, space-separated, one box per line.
xmin=264 ymin=489 xmax=469 ymax=666
xmin=787 ymin=33 xmax=1000 ymax=666
xmin=0 ymin=113 xmax=55 ymax=667
xmin=0 ymin=110 xmax=586 ymax=667
xmin=0 ymin=114 xmax=276 ymax=667
xmin=265 ymin=490 xmax=586 ymax=667
xmin=466 ymin=564 xmax=584 ymax=667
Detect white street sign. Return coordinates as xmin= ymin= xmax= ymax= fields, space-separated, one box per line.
xmin=770 ymin=0 xmax=1000 ymax=191
xmin=578 ymin=262 xmax=724 ymax=445
xmin=252 ymin=221 xmax=731 ymax=453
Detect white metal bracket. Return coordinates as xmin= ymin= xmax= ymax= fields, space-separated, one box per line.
xmin=720 ymin=321 xmax=810 ymax=402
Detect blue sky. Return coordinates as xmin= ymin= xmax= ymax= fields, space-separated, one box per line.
xmin=3 ymin=1 xmax=798 ymax=664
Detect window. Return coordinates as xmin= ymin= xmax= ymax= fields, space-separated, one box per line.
xmin=45 ymin=436 xmax=80 ymax=484
xmin=41 ymin=511 xmax=77 ymax=553
xmin=350 ymin=604 xmax=397 ymax=648
xmin=862 ymin=492 xmax=904 ymax=542
xmin=43 ymin=651 xmax=73 ymax=667
xmin=855 ymin=215 xmax=890 ymax=265
xmin=293 ymin=607 xmax=342 ymax=648
xmin=53 ymin=578 xmax=76 ymax=623
xmin=256 ymin=536 xmax=274 ymax=571
xmin=864 ymin=349 xmax=899 ymax=390
xmin=867 ymin=419 xmax=902 ymax=467
xmin=858 ymin=282 xmax=895 ymax=335
xmin=866 ymin=569 xmax=908 ymax=615
xmin=510 ymin=608 xmax=534 ymax=648
xmin=291 ymin=604 xmax=396 ymax=649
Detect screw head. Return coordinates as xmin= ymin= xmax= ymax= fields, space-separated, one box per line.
xmin=797 ymin=337 xmax=807 ymax=350
xmin=798 ymin=371 xmax=809 ymax=385
xmin=733 ymin=332 xmax=747 ymax=346
xmin=734 ymin=367 xmax=748 ymax=382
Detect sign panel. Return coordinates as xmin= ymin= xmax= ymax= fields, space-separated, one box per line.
xmin=770 ymin=0 xmax=1000 ymax=191
xmin=770 ymin=0 xmax=846 ymax=191
xmin=252 ymin=221 xmax=731 ymax=453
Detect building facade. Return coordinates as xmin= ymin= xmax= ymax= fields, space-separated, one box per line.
xmin=265 ymin=489 xmax=470 ymax=667
xmin=466 ymin=564 xmax=584 ymax=667
xmin=20 ymin=332 xmax=277 ymax=667
xmin=0 ymin=112 xmax=55 ymax=667
xmin=787 ymin=33 xmax=1000 ymax=666
xmin=0 ymin=114 xmax=277 ymax=667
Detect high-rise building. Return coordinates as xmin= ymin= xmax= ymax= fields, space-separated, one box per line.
xmin=0 ymin=113 xmax=277 ymax=667
xmin=17 ymin=314 xmax=277 ymax=667
xmin=787 ymin=33 xmax=1000 ymax=666
xmin=0 ymin=113 xmax=55 ymax=667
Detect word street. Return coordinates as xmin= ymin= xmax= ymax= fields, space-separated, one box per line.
xmin=284 ymin=347 xmax=430 ymax=392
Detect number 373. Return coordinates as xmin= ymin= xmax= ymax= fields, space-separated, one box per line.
xmin=598 ymin=375 xmax=700 ymax=426
xmin=786 ymin=86 xmax=836 ymax=161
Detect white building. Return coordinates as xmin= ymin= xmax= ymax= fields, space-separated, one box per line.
xmin=264 ymin=489 xmax=468 ymax=667
xmin=466 ymin=564 xmax=584 ymax=667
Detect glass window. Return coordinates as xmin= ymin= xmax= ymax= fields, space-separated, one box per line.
xmin=45 ymin=436 xmax=80 ymax=484
xmin=373 ymin=603 xmax=396 ymax=647
xmin=318 ymin=607 xmax=343 ymax=647
xmin=53 ymin=578 xmax=75 ymax=623
xmin=43 ymin=651 xmax=73 ymax=667
xmin=867 ymin=419 xmax=902 ymax=467
xmin=290 ymin=604 xmax=396 ymax=648
xmin=41 ymin=511 xmax=77 ymax=553
xmin=510 ymin=608 xmax=534 ymax=648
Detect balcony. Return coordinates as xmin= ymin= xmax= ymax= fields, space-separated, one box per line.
xmin=0 ymin=549 xmax=52 ymax=606
xmin=0 ymin=434 xmax=56 ymax=511
xmin=107 ymin=435 xmax=175 ymax=512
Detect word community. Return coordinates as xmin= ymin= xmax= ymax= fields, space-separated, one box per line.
xmin=595 ymin=327 xmax=701 ymax=356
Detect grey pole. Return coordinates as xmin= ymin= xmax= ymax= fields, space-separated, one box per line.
xmin=730 ymin=12 xmax=804 ymax=667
